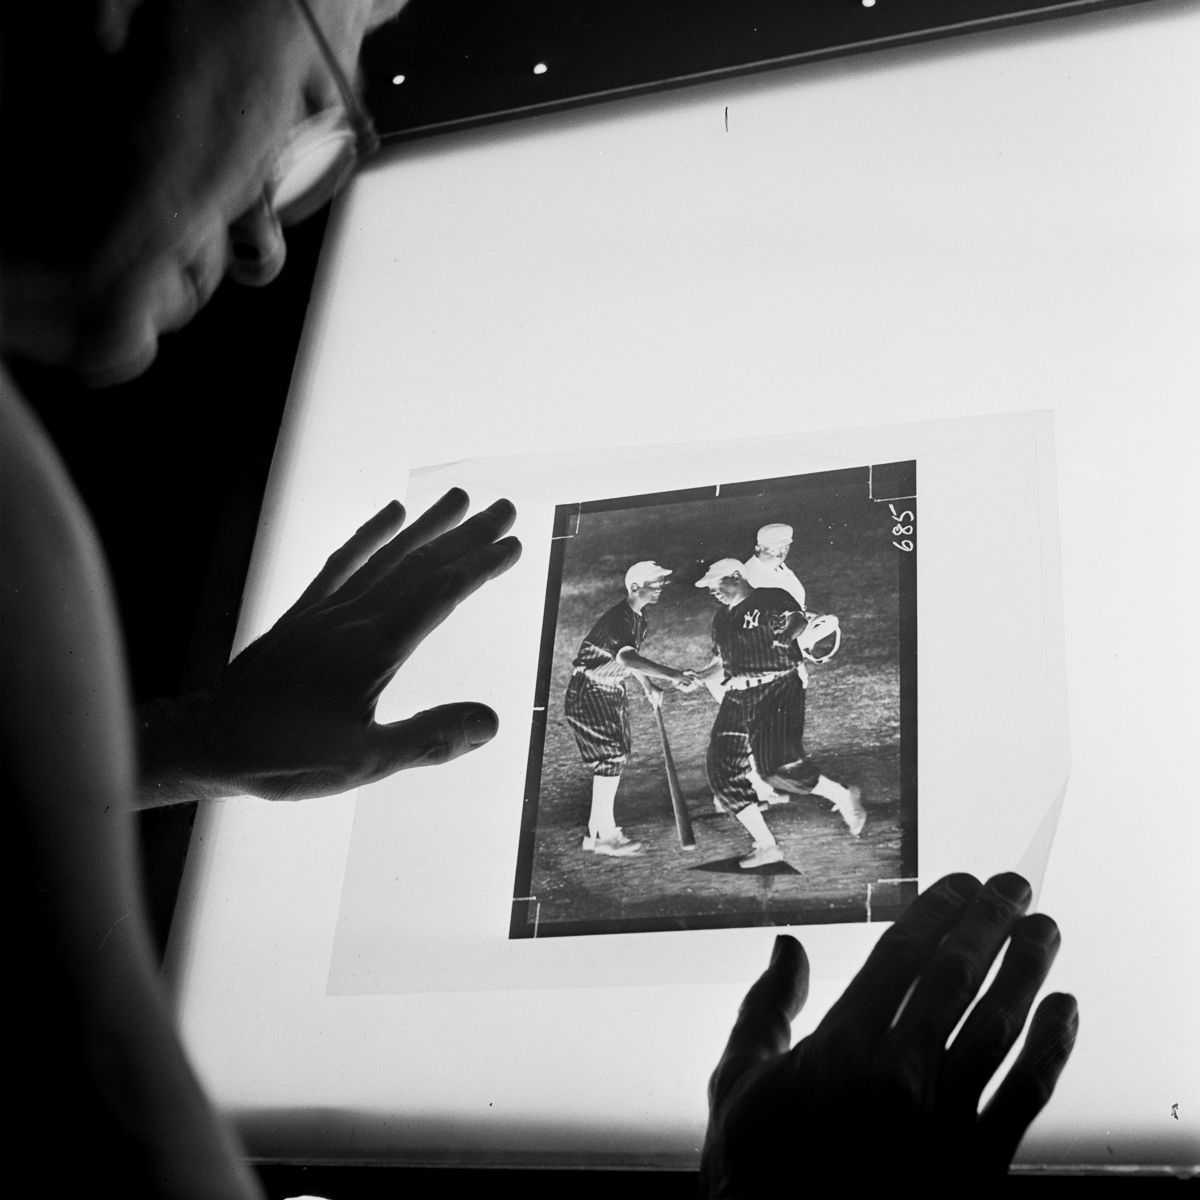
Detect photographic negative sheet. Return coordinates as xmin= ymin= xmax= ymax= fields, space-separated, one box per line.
xmin=511 ymin=462 xmax=918 ymax=939
xmin=327 ymin=412 xmax=1066 ymax=996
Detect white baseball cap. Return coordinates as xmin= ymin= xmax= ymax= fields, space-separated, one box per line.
xmin=625 ymin=560 xmax=673 ymax=590
xmin=756 ymin=522 xmax=793 ymax=546
xmin=694 ymin=558 xmax=745 ymax=588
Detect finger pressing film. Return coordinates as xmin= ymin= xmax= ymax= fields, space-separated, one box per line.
xmin=338 ymin=488 xmax=471 ymax=603
xmin=377 ymin=536 xmax=523 ymax=657
xmin=369 ymin=702 xmax=502 ymax=779
xmin=384 ymin=498 xmax=517 ymax=581
xmin=292 ymin=499 xmax=406 ymax=610
xmin=940 ymin=913 xmax=1062 ymax=1111
xmin=977 ymin=992 xmax=1079 ymax=1170
xmin=825 ymin=873 xmax=981 ymax=1037
xmin=890 ymin=873 xmax=1032 ymax=1057
xmin=709 ymin=936 xmax=808 ymax=1103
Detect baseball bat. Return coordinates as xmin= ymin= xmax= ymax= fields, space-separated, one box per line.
xmin=637 ymin=677 xmax=696 ymax=850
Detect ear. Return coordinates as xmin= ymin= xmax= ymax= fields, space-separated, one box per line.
xmin=94 ymin=0 xmax=145 ymax=53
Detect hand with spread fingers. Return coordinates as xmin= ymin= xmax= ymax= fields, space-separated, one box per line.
xmin=701 ymin=873 xmax=1079 ymax=1191
xmin=137 ymin=488 xmax=521 ymax=805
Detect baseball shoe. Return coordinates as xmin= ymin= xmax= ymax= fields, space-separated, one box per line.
xmin=759 ymin=790 xmax=791 ymax=808
xmin=582 ymin=828 xmax=642 ymax=857
xmin=739 ymin=842 xmax=784 ymax=870
xmin=833 ymin=786 xmax=866 ymax=837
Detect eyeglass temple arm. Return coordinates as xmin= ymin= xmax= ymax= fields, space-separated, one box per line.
xmin=291 ymin=0 xmax=380 ymax=154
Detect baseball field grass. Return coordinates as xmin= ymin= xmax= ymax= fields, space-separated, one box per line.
xmin=513 ymin=469 xmax=914 ymax=937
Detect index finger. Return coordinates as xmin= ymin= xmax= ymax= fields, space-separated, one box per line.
xmin=889 ymin=872 xmax=1033 ymax=1056
xmin=711 ymin=935 xmax=809 ymax=1106
xmin=824 ymin=873 xmax=981 ymax=1037
xmin=391 ymin=498 xmax=517 ymax=578
xmin=376 ymin=535 xmax=523 ymax=659
xmin=290 ymin=500 xmax=407 ymax=612
xmin=337 ymin=488 xmax=472 ymax=604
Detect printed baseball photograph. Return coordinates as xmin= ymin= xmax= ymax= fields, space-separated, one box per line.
xmin=510 ymin=461 xmax=917 ymax=939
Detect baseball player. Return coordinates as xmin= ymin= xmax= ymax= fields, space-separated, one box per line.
xmin=742 ymin=522 xmax=806 ymax=608
xmin=741 ymin=521 xmax=806 ymax=807
xmin=565 ymin=561 xmax=695 ymax=857
xmin=689 ymin=558 xmax=865 ymax=869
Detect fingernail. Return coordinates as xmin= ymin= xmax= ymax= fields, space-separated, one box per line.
xmin=465 ymin=707 xmax=498 ymax=747
xmin=992 ymin=873 xmax=1032 ymax=904
xmin=1021 ymin=912 xmax=1061 ymax=945
xmin=769 ymin=935 xmax=789 ymax=967
xmin=944 ymin=873 xmax=980 ymax=902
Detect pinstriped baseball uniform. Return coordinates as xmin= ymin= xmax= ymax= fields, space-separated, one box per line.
xmin=707 ymin=587 xmax=824 ymax=813
xmin=564 ymin=601 xmax=647 ymax=778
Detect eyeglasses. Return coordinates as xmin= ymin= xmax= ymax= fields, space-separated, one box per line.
xmin=269 ymin=0 xmax=381 ymax=226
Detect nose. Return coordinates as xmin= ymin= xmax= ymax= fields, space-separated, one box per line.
xmin=227 ymin=192 xmax=287 ymax=287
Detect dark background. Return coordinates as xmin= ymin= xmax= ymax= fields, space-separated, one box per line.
xmin=16 ymin=0 xmax=1167 ymax=1192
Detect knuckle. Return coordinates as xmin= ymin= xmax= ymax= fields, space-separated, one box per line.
xmin=422 ymin=740 xmax=452 ymax=766
xmin=706 ymin=1061 xmax=732 ymax=1109
xmin=1007 ymin=1064 xmax=1056 ymax=1115
xmin=402 ymin=544 xmax=436 ymax=575
xmin=438 ymin=564 xmax=465 ymax=595
xmin=928 ymin=944 xmax=981 ymax=996
xmin=876 ymin=920 xmax=931 ymax=963
xmin=964 ymin=1003 xmax=1020 ymax=1056
xmin=418 ymin=727 xmax=461 ymax=766
xmin=976 ymin=888 xmax=1021 ymax=925
xmin=876 ymin=1043 xmax=924 ymax=1103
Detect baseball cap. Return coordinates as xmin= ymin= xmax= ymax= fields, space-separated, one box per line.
xmin=624 ymin=560 xmax=673 ymax=590
xmin=695 ymin=557 xmax=745 ymax=588
xmin=756 ymin=523 xmax=793 ymax=546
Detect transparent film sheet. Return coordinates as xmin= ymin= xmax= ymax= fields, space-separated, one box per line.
xmin=329 ymin=411 xmax=1067 ymax=995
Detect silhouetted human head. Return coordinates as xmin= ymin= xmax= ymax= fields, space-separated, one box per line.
xmin=0 ymin=0 xmax=407 ymax=384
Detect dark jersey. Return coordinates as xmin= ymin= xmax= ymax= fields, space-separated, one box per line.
xmin=571 ymin=601 xmax=647 ymax=683
xmin=711 ymin=587 xmax=804 ymax=676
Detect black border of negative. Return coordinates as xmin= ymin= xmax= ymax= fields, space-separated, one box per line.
xmin=509 ymin=461 xmax=918 ymax=939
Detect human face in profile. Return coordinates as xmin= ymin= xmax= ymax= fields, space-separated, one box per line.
xmin=756 ymin=541 xmax=792 ymax=563
xmin=639 ymin=579 xmax=667 ymax=605
xmin=709 ymin=575 xmax=750 ymax=607
xmin=1 ymin=0 xmax=408 ymax=385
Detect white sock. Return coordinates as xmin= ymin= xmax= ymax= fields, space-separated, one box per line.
xmin=811 ymin=774 xmax=849 ymax=807
xmin=588 ymin=774 xmax=622 ymax=836
xmin=749 ymin=769 xmax=776 ymax=802
xmin=735 ymin=804 xmax=776 ymax=847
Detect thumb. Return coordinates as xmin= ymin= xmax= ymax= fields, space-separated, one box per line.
xmin=369 ymin=703 xmax=500 ymax=777
xmin=709 ymin=935 xmax=810 ymax=1104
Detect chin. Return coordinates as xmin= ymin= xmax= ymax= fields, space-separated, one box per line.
xmin=44 ymin=265 xmax=194 ymax=387
xmin=73 ymin=339 xmax=162 ymax=388
xmin=3 ymin=316 xmax=159 ymax=388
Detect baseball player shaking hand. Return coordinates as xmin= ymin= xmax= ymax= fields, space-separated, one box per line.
xmin=688 ymin=559 xmax=866 ymax=871
xmin=565 ymin=562 xmax=697 ymax=858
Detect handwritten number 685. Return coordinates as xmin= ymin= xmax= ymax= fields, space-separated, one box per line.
xmin=889 ymin=503 xmax=915 ymax=553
